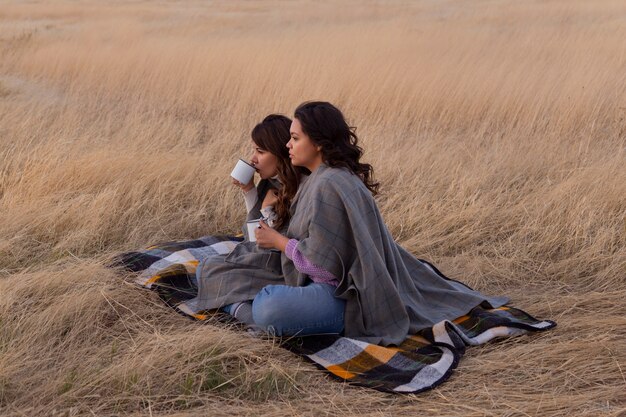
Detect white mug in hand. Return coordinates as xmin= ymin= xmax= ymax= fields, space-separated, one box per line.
xmin=246 ymin=218 xmax=261 ymax=242
xmin=230 ymin=159 xmax=256 ymax=184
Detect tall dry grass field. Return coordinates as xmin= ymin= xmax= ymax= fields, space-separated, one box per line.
xmin=0 ymin=0 xmax=624 ymax=415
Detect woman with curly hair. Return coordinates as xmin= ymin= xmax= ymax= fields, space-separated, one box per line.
xmin=253 ymin=101 xmax=508 ymax=345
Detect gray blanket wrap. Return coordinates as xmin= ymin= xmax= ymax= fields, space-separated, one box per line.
xmin=282 ymin=164 xmax=508 ymax=346
xmin=182 ymin=179 xmax=285 ymax=313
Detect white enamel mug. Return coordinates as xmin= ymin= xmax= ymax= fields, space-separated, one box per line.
xmin=230 ymin=159 xmax=256 ymax=184
xmin=246 ymin=218 xmax=261 ymax=242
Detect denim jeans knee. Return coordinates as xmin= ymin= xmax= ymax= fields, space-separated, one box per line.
xmin=251 ymin=286 xmax=286 ymax=329
xmin=252 ymin=283 xmax=345 ymax=336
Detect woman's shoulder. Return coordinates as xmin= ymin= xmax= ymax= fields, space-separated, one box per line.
xmin=316 ymin=165 xmax=370 ymax=196
xmin=318 ymin=165 xmax=358 ymax=183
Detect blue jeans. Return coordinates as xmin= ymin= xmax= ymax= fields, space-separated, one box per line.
xmin=251 ymin=283 xmax=345 ymax=337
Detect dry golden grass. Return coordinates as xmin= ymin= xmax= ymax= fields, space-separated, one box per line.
xmin=0 ymin=0 xmax=624 ymax=415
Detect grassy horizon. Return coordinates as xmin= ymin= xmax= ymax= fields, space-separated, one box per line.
xmin=0 ymin=0 xmax=624 ymax=415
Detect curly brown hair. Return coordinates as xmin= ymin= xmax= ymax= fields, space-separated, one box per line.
xmin=294 ymin=101 xmax=379 ymax=195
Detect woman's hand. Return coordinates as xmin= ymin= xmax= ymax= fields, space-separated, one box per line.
xmin=232 ymin=177 xmax=255 ymax=192
xmin=262 ymin=188 xmax=279 ymax=208
xmin=255 ymin=220 xmax=289 ymax=251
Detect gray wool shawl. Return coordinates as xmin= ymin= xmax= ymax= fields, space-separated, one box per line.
xmin=184 ymin=179 xmax=285 ymax=313
xmin=282 ymin=164 xmax=508 ymax=346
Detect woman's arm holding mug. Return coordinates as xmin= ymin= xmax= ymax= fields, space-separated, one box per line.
xmin=255 ymin=220 xmax=289 ymax=252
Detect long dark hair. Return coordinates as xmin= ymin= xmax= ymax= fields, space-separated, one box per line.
xmin=251 ymin=114 xmax=305 ymax=229
xmin=294 ymin=101 xmax=379 ymax=195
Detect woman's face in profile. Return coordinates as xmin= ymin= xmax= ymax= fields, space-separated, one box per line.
xmin=250 ymin=141 xmax=279 ymax=179
xmin=287 ymin=118 xmax=322 ymax=170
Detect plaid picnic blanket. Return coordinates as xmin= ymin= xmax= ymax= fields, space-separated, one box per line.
xmin=283 ymin=305 xmax=556 ymax=393
xmin=111 ymin=235 xmax=243 ymax=317
xmin=113 ymin=238 xmax=556 ymax=394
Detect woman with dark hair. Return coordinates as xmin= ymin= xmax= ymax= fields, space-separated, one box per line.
xmin=118 ymin=115 xmax=305 ymax=323
xmin=175 ymin=114 xmax=310 ymax=323
xmin=233 ymin=114 xmax=304 ymax=232
xmin=253 ymin=101 xmax=510 ymax=345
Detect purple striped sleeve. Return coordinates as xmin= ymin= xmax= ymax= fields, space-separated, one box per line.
xmin=285 ymin=239 xmax=339 ymax=286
